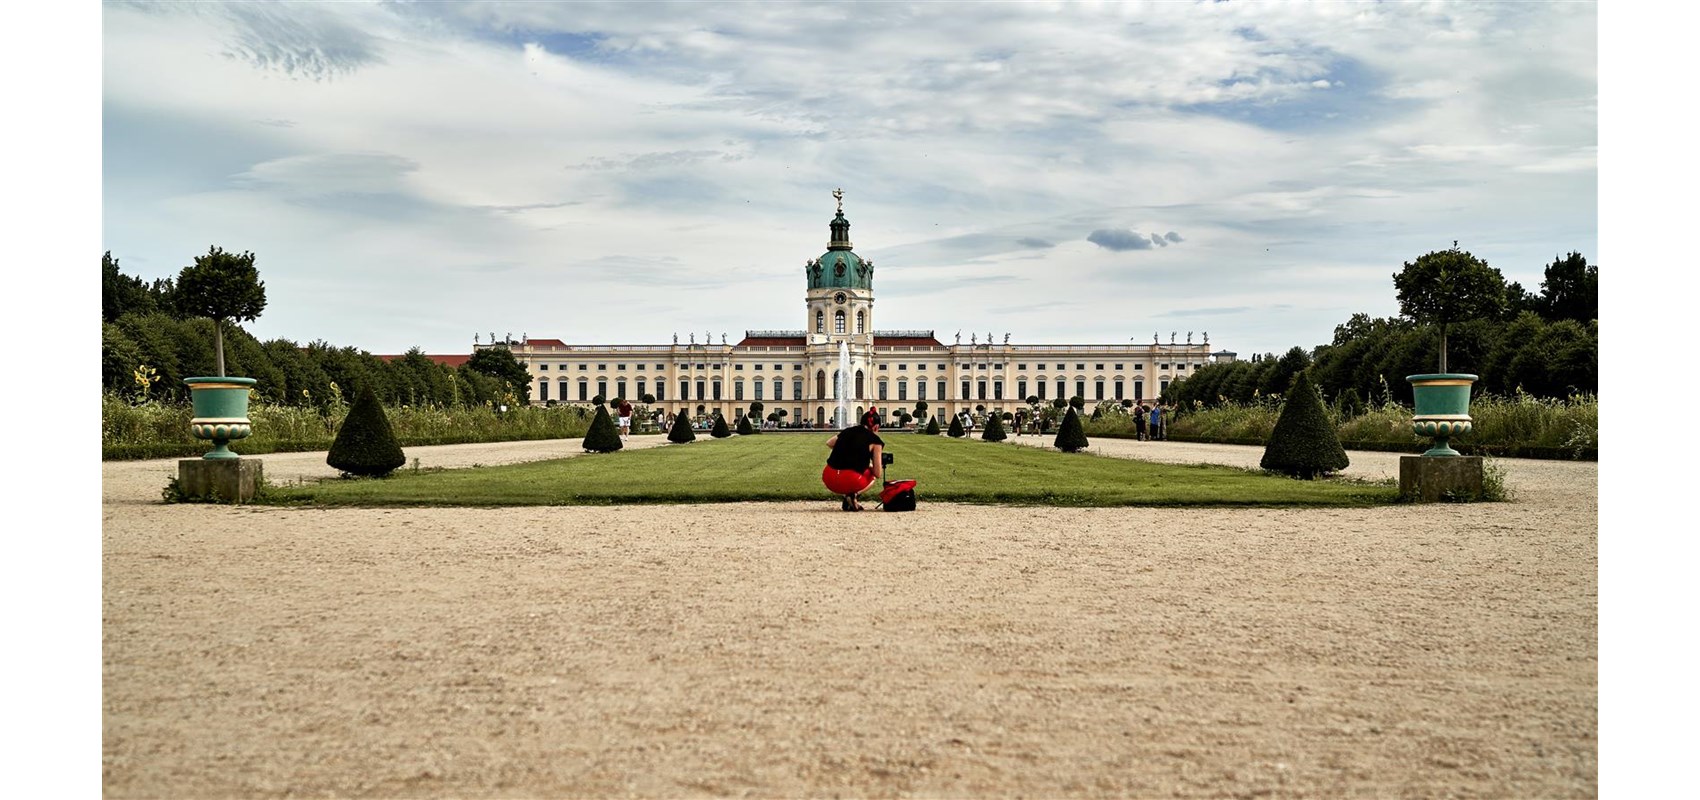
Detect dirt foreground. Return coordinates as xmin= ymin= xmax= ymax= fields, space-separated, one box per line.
xmin=104 ymin=436 xmax=1597 ymax=798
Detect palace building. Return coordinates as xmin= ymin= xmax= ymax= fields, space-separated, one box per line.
xmin=479 ymin=192 xmax=1234 ymax=426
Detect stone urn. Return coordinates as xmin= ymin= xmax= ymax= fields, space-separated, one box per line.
xmin=185 ymin=376 xmax=256 ymax=460
xmin=1407 ymin=373 xmax=1476 ymax=457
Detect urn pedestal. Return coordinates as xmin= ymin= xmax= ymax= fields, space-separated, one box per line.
xmin=1407 ymin=373 xmax=1476 ymax=457
xmin=185 ymin=376 xmax=255 ymax=460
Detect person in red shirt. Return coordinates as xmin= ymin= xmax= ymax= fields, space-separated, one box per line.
xmin=823 ymin=408 xmax=885 ymax=511
xmin=617 ymin=399 xmax=634 ymax=440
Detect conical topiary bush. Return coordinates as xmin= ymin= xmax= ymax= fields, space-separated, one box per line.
xmin=1261 ymin=371 xmax=1349 ymax=479
xmin=736 ymin=414 xmax=753 ymax=435
xmin=667 ymin=410 xmax=696 ymax=443
xmin=925 ymin=416 xmax=941 ymax=435
xmin=583 ymin=403 xmax=623 ymax=452
xmin=948 ymin=413 xmax=965 ymax=438
xmin=1054 ymin=407 xmax=1089 ymax=453
xmin=981 ymin=410 xmax=1007 ymax=442
xmin=327 ymin=385 xmax=406 ymax=477
xmin=711 ymin=413 xmax=731 ymax=438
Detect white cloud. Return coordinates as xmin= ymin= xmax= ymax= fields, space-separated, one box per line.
xmin=102 ymin=1 xmax=1597 ymax=358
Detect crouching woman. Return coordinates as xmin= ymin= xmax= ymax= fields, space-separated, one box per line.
xmin=823 ymin=409 xmax=885 ymax=511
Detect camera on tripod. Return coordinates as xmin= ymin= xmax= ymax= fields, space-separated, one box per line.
xmin=882 ymin=452 xmax=894 ymax=466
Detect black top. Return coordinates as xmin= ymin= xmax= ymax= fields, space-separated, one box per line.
xmin=827 ymin=425 xmax=884 ymax=471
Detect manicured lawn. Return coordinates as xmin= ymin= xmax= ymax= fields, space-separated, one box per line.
xmin=264 ymin=434 xmax=1398 ymax=508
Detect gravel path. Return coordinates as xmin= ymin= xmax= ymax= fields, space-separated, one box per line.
xmin=103 ymin=436 xmax=1597 ymax=798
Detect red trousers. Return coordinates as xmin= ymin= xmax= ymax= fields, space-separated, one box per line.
xmin=821 ymin=465 xmax=876 ymax=495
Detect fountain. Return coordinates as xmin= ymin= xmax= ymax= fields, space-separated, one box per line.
xmin=835 ymin=339 xmax=851 ymax=428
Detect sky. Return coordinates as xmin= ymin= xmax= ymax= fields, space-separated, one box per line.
xmin=98 ymin=1 xmax=1597 ymax=359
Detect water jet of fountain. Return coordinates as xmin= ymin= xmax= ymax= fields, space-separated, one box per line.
xmin=836 ymin=339 xmax=851 ymax=429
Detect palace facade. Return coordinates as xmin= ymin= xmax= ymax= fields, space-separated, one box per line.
xmin=480 ymin=195 xmax=1235 ymax=426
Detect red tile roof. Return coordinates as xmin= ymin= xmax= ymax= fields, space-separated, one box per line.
xmin=374 ymin=354 xmax=472 ymax=368
xmin=737 ymin=336 xmax=806 ymax=347
xmin=873 ymin=335 xmax=943 ymax=347
xmin=526 ymin=338 xmax=567 ymax=348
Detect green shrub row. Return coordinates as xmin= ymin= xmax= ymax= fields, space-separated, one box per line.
xmin=102 ymin=393 xmax=592 ymax=461
xmin=1104 ymin=392 xmax=1597 ymax=460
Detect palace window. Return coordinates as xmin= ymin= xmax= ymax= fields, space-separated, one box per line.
xmin=636 ymin=364 xmax=645 ymax=371
xmin=598 ymin=379 xmax=608 ymax=399
xmin=961 ymin=380 xmax=970 ymax=400
xmin=835 ymin=311 xmax=846 ymax=334
xmin=977 ymin=380 xmax=987 ymax=400
xmin=735 ymin=380 xmax=744 ymax=401
xmin=1055 ymin=379 xmax=1065 ymax=399
xmin=1095 ymin=380 xmax=1105 ymax=400
xmin=616 ymin=380 xmax=627 ymax=399
xmin=754 ymin=380 xmax=764 ymax=400
xmin=712 ymin=381 xmax=722 ymax=400
xmin=794 ymin=379 xmax=803 ymax=400
xmin=1115 ymin=380 xmax=1124 ymax=401
xmin=898 ymin=380 xmax=908 ymax=401
xmin=680 ymin=380 xmax=689 ymax=400
xmin=772 ymin=379 xmax=783 ymax=400
xmin=917 ymin=381 xmax=927 ymax=401
xmin=936 ymin=381 xmax=945 ymax=400
xmin=878 ymin=380 xmax=888 ymax=401
xmin=1160 ymin=380 xmax=1169 ymax=394
xmin=696 ymin=380 xmax=705 ymax=400
xmin=1017 ymin=380 xmax=1027 ymax=399
xmin=579 ymin=380 xmax=589 ymax=402
xmin=816 ymin=311 xmax=824 ymax=333
xmin=539 ymin=382 xmax=549 ymax=401
xmin=637 ymin=380 xmax=646 ymax=399
xmin=539 ymin=364 xmax=548 ymax=371
xmin=735 ymin=364 xmax=744 ymax=371
xmin=856 ymin=310 xmax=865 ymax=334
xmin=897 ymin=364 xmax=907 ymax=370
xmin=580 ymin=364 xmax=588 ymax=371
xmin=855 ymin=370 xmax=865 ymax=398
xmin=1134 ymin=381 xmax=1144 ymax=400
xmin=994 ymin=380 xmax=1004 ymax=400
xmin=816 ymin=371 xmax=827 ymax=399
xmin=1095 ymin=364 xmax=1104 ymax=371
xmin=1076 ymin=380 xmax=1086 ymax=399
xmin=656 ymin=383 xmax=665 ymax=401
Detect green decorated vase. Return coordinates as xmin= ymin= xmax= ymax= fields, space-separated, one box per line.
xmin=185 ymin=376 xmax=256 ymax=460
xmin=1407 ymin=373 xmax=1476 ymax=457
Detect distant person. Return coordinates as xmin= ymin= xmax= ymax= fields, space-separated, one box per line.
xmin=1135 ymin=405 xmax=1148 ymax=441
xmin=618 ymin=399 xmax=634 ymax=440
xmin=823 ymin=408 xmax=886 ymax=512
xmin=1148 ymin=403 xmax=1163 ymax=441
xmin=1013 ymin=409 xmax=1025 ymax=437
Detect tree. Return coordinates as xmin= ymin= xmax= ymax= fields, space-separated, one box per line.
xmin=711 ymin=412 xmax=731 ymax=438
xmin=925 ymin=416 xmax=941 ymax=435
xmin=326 ymin=385 xmax=406 ymax=477
xmin=583 ymin=404 xmax=623 ymax=452
xmin=466 ymin=346 xmax=534 ymax=403
xmin=981 ymin=410 xmax=1007 ymax=442
xmin=668 ymin=410 xmax=696 ymax=443
xmin=914 ymin=400 xmax=929 ymax=420
xmin=173 ymin=246 xmax=267 ymax=377
xmin=102 ymin=251 xmax=161 ymax=323
xmin=1260 ymin=371 xmax=1349 ymax=480
xmin=736 ymin=414 xmax=754 ymax=435
xmin=948 ymin=413 xmax=965 ymax=438
xmin=1537 ymin=251 xmax=1598 ymax=323
xmin=1054 ymin=407 xmax=1089 ymax=452
xmin=1393 ymin=245 xmax=1508 ymax=373
xmin=746 ymin=401 xmax=763 ymax=434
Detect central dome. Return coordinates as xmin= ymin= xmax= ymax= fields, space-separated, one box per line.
xmin=804 ymin=207 xmax=873 ymax=291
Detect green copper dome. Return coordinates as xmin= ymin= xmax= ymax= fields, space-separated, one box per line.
xmin=805 ymin=207 xmax=874 ymax=290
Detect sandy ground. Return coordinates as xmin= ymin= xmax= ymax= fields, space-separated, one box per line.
xmin=103 ymin=435 xmax=1597 ymax=798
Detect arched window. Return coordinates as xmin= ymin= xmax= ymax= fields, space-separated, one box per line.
xmin=816 ymin=370 xmax=826 ymax=399
xmin=834 ymin=310 xmax=846 ymax=334
xmin=815 ymin=310 xmax=824 ymax=333
xmin=833 ymin=370 xmax=841 ymax=399
xmin=856 ymin=310 xmax=865 ymax=334
xmin=855 ymin=370 xmax=865 ymax=398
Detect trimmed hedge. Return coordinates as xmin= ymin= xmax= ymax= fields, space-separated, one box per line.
xmin=1260 ymin=372 xmax=1349 ymax=479
xmin=326 ymin=385 xmax=406 ymax=477
xmin=1054 ymin=407 xmax=1089 ymax=453
xmin=981 ymin=411 xmax=1007 ymax=442
xmin=668 ymin=410 xmax=696 ymax=443
xmin=583 ymin=404 xmax=623 ymax=453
